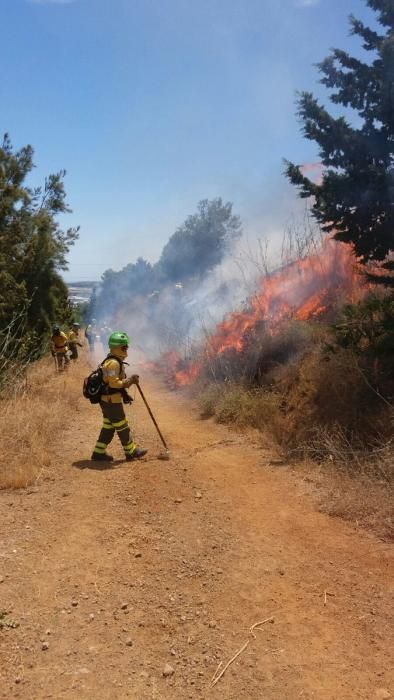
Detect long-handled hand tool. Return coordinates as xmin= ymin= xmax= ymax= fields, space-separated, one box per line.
xmin=136 ymin=383 xmax=170 ymax=460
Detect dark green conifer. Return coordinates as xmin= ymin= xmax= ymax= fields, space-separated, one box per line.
xmin=286 ymin=0 xmax=394 ymax=284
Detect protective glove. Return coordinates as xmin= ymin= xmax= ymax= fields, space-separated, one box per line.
xmin=124 ymin=374 xmax=139 ymax=388
xmin=122 ymin=389 xmax=133 ymax=404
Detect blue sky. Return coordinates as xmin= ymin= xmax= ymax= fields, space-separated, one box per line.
xmin=1 ymin=0 xmax=377 ymax=280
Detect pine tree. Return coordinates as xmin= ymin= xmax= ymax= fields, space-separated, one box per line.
xmin=285 ymin=0 xmax=394 ymax=284
xmin=158 ymin=198 xmax=242 ymax=282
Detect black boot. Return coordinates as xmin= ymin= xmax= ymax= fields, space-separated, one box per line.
xmin=91 ymin=452 xmax=114 ymax=462
xmin=125 ymin=448 xmax=148 ymax=461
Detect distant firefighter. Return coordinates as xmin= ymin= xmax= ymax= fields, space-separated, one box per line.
xmin=68 ymin=322 xmax=83 ymax=361
xmin=85 ymin=319 xmax=97 ymax=351
xmin=51 ymin=326 xmax=70 ymax=372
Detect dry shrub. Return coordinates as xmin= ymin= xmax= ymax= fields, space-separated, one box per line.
xmin=0 ymin=356 xmax=87 ymax=489
xmin=199 ymin=382 xmax=285 ymax=442
xmin=274 ymin=348 xmax=393 ymax=454
xmin=199 ymin=339 xmax=393 ymax=461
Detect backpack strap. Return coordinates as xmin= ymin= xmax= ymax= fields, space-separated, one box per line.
xmin=100 ymin=354 xmax=129 ymax=369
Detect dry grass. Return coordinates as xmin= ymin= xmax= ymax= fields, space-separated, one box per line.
xmin=199 ymin=382 xmax=286 ymax=444
xmin=0 ymin=355 xmax=87 ymax=490
xmin=295 ymin=424 xmax=394 ymax=479
xmin=321 ymin=472 xmax=394 ymax=542
xmin=308 ymin=428 xmax=394 ymax=541
xmin=296 ymin=455 xmax=394 ymax=542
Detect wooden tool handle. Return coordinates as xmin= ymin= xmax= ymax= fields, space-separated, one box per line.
xmin=136 ymin=384 xmax=168 ymax=450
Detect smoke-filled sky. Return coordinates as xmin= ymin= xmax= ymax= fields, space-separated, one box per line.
xmin=1 ymin=0 xmax=378 ymax=280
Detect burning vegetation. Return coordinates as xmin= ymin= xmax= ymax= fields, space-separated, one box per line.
xmin=160 ymin=238 xmax=364 ymax=388
xmin=148 ymin=234 xmax=393 ymax=494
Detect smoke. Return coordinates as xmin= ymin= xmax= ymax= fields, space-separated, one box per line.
xmin=88 ymin=198 xmax=254 ymax=358
xmin=112 ymin=261 xmax=255 ymax=360
xmin=88 ymin=231 xmax=294 ymax=362
xmin=87 ymin=197 xmax=330 ymax=365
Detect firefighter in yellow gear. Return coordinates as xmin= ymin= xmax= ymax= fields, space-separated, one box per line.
xmin=68 ymin=322 xmax=83 ymax=360
xmin=51 ymin=326 xmax=70 ymax=371
xmin=91 ymin=331 xmax=148 ymax=462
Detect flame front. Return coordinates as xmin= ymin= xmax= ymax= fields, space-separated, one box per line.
xmin=156 ymin=240 xmax=365 ymax=387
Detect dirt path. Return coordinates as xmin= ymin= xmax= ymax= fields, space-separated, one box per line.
xmin=0 ymin=364 xmax=393 ymax=699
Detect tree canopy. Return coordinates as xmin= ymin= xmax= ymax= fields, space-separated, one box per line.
xmin=285 ymin=0 xmax=394 ymax=284
xmin=90 ymin=198 xmax=242 ymax=320
xmin=157 ymin=198 xmax=242 ymax=283
xmin=0 ymin=134 xmax=79 ymax=357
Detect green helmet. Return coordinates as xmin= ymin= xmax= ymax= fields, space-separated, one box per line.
xmin=108 ymin=331 xmax=130 ymax=347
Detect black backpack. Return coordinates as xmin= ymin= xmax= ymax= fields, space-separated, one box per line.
xmin=83 ymin=356 xmax=123 ymax=404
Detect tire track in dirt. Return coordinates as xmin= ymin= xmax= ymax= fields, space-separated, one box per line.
xmin=0 ymin=367 xmax=393 ymax=699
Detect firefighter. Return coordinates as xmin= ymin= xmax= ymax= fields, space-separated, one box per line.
xmin=91 ymin=331 xmax=148 ymax=462
xmin=51 ymin=326 xmax=70 ymax=371
xmin=68 ymin=322 xmax=83 ymax=361
xmin=85 ymin=319 xmax=97 ymax=351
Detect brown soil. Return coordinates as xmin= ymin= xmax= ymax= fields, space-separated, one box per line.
xmin=0 ymin=363 xmax=393 ymax=699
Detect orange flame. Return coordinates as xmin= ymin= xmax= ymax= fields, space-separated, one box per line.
xmin=206 ymin=239 xmax=361 ymax=359
xmin=154 ymin=240 xmax=366 ymax=387
xmin=175 ymin=361 xmax=203 ymax=386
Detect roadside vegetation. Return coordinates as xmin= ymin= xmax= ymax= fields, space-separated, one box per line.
xmin=196 ymin=295 xmax=393 ymax=455
xmin=0 ymin=356 xmax=87 ymax=490
xmin=0 ymin=134 xmax=81 ymax=489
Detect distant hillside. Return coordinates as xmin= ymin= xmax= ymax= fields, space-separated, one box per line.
xmin=67 ymin=281 xmax=97 ymax=288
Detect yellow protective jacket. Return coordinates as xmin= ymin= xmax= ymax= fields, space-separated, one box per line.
xmin=68 ymin=329 xmax=79 ymax=345
xmin=101 ymin=356 xmax=127 ymax=404
xmin=51 ymin=332 xmax=68 ymax=355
